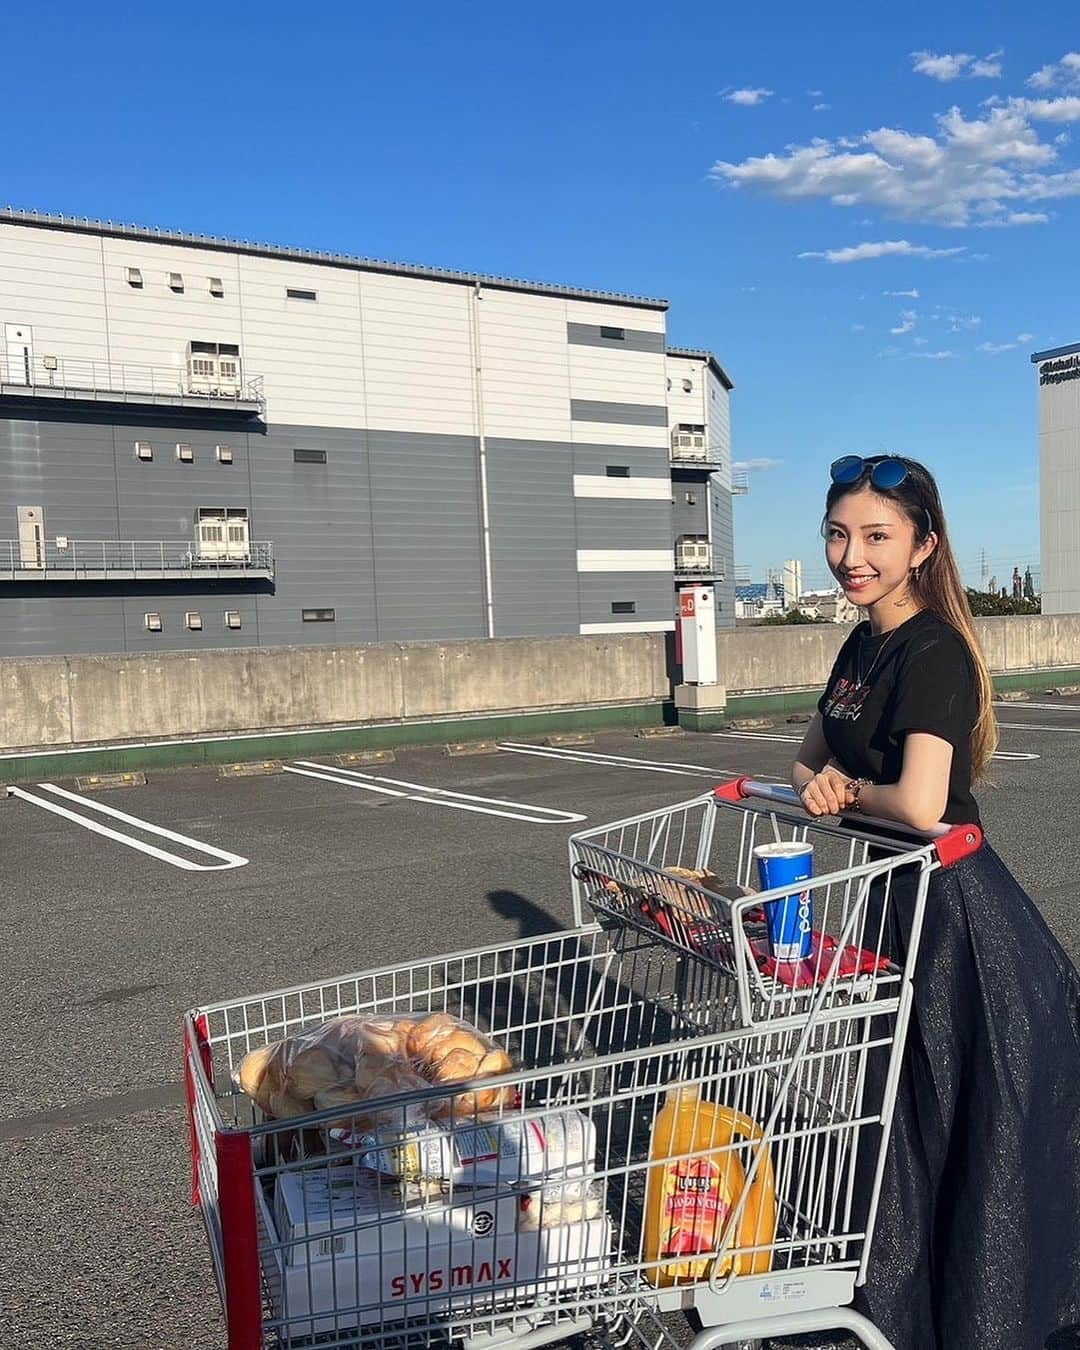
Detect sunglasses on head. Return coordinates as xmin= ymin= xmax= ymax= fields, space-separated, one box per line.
xmin=830 ymin=455 xmax=909 ymax=489
xmin=829 ymin=455 xmax=935 ymax=535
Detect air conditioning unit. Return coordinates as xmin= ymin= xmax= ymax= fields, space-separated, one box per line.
xmin=671 ymin=431 xmax=706 ymax=458
xmin=187 ymin=342 xmax=242 ymax=396
xmin=216 ymin=444 xmax=234 ymax=464
xmin=176 ymin=443 xmax=194 ymax=463
xmin=676 ymin=540 xmax=713 ymax=570
xmin=168 ymin=272 xmax=184 ymax=292
xmin=135 ymin=440 xmax=153 ymax=461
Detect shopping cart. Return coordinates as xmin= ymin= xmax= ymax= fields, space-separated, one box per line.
xmin=184 ymin=778 xmax=982 ymax=1350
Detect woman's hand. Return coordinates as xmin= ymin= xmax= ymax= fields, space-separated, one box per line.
xmin=797 ymin=767 xmax=856 ymax=817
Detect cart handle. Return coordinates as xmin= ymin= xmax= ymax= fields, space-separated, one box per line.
xmin=714 ymin=777 xmax=983 ymax=868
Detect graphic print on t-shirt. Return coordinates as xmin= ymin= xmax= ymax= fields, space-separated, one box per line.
xmin=821 ymin=676 xmax=870 ymax=722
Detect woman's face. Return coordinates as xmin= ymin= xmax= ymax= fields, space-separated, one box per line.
xmin=825 ymin=487 xmax=936 ymax=607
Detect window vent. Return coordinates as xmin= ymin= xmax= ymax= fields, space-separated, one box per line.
xmin=224 ymin=610 xmax=242 ymax=630
xmin=176 ymin=443 xmax=194 ymax=463
xmin=216 ymin=444 xmax=234 ymax=464
xmin=600 ymin=325 xmax=625 ymax=340
xmin=293 ymin=448 xmax=327 ymax=464
xmin=287 ymin=287 xmax=318 ymax=301
xmin=144 ymin=612 xmax=163 ymax=632
xmin=185 ymin=611 xmax=203 ymax=631
xmin=302 ymin=608 xmax=336 ymax=622
xmin=611 ymin=601 xmax=636 ymax=615
xmin=682 ymin=378 xmax=693 ymax=393
xmin=605 ymin=465 xmax=630 ymax=478
xmin=134 ymin=440 xmax=153 ymax=461
xmin=126 ymin=266 xmax=143 ymax=287
xmin=168 ymin=272 xmax=184 ymax=292
xmin=209 ymin=276 xmax=224 ymax=297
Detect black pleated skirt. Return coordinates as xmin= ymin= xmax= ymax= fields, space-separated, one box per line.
xmin=853 ymin=840 xmax=1080 ymax=1350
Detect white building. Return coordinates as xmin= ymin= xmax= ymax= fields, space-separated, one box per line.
xmin=0 ymin=208 xmax=742 ymax=656
xmin=1033 ymin=341 xmax=1080 ymax=615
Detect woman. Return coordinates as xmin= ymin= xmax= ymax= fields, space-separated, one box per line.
xmin=792 ymin=455 xmax=1080 ymax=1350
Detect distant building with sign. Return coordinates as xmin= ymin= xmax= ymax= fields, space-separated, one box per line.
xmin=1032 ymin=341 xmax=1080 ymax=615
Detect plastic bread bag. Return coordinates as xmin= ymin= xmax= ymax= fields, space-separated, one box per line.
xmin=233 ymin=1011 xmax=515 ymax=1126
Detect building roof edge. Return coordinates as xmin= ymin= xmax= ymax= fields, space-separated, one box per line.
xmin=666 ymin=346 xmax=735 ymax=390
xmin=0 ymin=207 xmax=670 ymax=311
xmin=1031 ymin=341 xmax=1080 ymax=364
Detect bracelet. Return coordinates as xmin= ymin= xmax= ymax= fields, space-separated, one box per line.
xmin=848 ymin=777 xmax=873 ymax=812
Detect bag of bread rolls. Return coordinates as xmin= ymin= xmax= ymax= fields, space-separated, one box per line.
xmin=233 ymin=1009 xmax=516 ymax=1124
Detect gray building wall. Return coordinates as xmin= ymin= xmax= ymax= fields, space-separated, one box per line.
xmin=710 ymin=475 xmax=736 ymax=628
xmin=0 ymin=410 xmax=686 ymax=655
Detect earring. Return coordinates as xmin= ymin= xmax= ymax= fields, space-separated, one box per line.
xmin=913 ymin=565 xmax=921 ymax=582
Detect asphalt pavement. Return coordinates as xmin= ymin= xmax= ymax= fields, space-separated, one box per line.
xmin=2 ymin=699 xmax=1078 ymax=1349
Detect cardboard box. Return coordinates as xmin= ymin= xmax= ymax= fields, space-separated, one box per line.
xmin=260 ymin=1176 xmax=612 ymax=1338
xmin=274 ymin=1167 xmax=520 ymax=1265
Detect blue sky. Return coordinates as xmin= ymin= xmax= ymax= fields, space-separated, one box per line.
xmin=5 ymin=2 xmax=1075 ymax=590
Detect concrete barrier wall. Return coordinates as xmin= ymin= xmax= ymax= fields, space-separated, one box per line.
xmin=717 ymin=614 xmax=1080 ymax=692
xmin=0 ymin=634 xmax=671 ymax=751
xmin=2 ymin=614 xmax=1080 ymax=751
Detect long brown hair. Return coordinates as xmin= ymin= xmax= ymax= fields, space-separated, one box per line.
xmin=825 ymin=456 xmax=999 ymax=781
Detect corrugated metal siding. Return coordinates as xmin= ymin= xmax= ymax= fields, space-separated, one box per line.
xmin=566 ymin=323 xmax=666 ymax=354
xmin=710 ymin=480 xmax=736 ymax=629
xmin=571 ymin=442 xmax=669 ymax=478
xmin=570 ymin=399 xmax=668 ymax=427
xmin=671 ymin=472 xmax=709 ymax=537
xmin=248 ymin=423 xmax=375 ymax=647
xmin=486 ymin=438 xmax=579 ymax=637
xmin=368 ymin=429 xmax=486 ymax=640
xmin=578 ymin=573 xmax=675 ymax=625
xmin=574 ymin=499 xmax=672 ymax=550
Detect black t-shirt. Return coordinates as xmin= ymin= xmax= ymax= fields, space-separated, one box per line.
xmin=817 ymin=608 xmax=981 ymax=826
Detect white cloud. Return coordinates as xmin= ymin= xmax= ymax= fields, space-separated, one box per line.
xmin=850 ymin=322 xmax=866 ymax=332
xmin=724 ymin=87 xmax=773 ymax=106
xmin=891 ymin=309 xmax=918 ymax=334
xmin=947 ymin=313 xmax=982 ymax=331
xmin=813 ymin=103 xmax=831 ymax=112
xmin=798 ymin=240 xmax=965 ymax=264
xmin=884 ymin=288 xmax=920 ymax=297
xmin=1026 ymin=52 xmax=1080 ymax=92
xmin=912 ymin=50 xmax=1003 ymax=82
xmin=1016 ymin=331 xmax=1034 ymax=342
xmin=1012 ymin=95 xmax=1080 ymax=122
xmin=733 ymin=457 xmax=783 ymax=471
xmin=711 ymin=103 xmax=1080 ymax=226
xmin=975 ymin=210 xmax=1050 ymax=226
xmin=913 ymin=335 xmax=929 ymax=346
xmin=977 ymin=340 xmax=1018 ymax=354
xmin=912 ymin=349 xmax=955 ymax=359
xmin=807 ymin=89 xmax=824 ymax=98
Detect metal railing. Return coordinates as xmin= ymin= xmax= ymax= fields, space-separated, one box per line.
xmin=731 ymin=470 xmax=750 ymax=494
xmin=0 ymin=539 xmax=274 ymax=580
xmin=0 ymin=354 xmax=264 ymax=411
xmin=674 ymin=549 xmax=724 ymax=580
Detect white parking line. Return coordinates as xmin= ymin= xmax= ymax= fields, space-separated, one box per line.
xmin=10 ymin=784 xmax=249 ymax=871
xmin=496 ymin=742 xmax=744 ymax=779
xmin=714 ymin=730 xmax=1040 ymax=762
xmin=998 ymin=721 xmax=1080 ymax=734
xmin=994 ymin=701 xmax=1080 ymax=712
xmin=284 ymin=762 xmax=586 ymax=825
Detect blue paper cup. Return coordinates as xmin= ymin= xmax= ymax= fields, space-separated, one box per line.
xmin=753 ymin=842 xmax=814 ymax=962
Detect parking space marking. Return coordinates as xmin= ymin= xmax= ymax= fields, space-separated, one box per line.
xmin=496 ymin=742 xmax=742 ymax=779
xmin=714 ymin=730 xmax=1040 ymax=761
xmin=283 ymin=762 xmax=586 ymax=825
xmin=998 ymin=721 xmax=1080 ymax=734
xmin=9 ymin=785 xmax=249 ymax=871
xmin=994 ymin=701 xmax=1080 ymax=712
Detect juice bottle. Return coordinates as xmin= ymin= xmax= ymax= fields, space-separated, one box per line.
xmin=644 ymin=1081 xmax=776 ymax=1285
